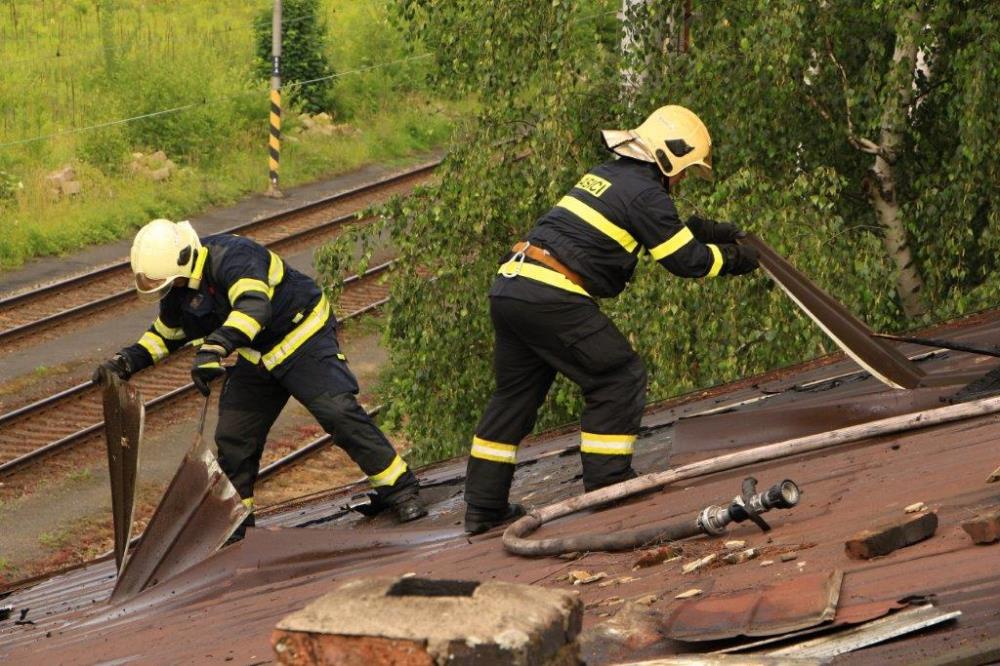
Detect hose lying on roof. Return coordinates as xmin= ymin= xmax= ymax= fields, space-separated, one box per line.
xmin=502 ymin=394 xmax=1000 ymax=557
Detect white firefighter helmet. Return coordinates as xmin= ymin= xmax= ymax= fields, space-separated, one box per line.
xmin=601 ymin=105 xmax=713 ymax=179
xmin=130 ymin=218 xmax=201 ymax=302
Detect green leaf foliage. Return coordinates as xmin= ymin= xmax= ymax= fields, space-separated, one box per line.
xmin=317 ymin=0 xmax=1000 ymax=464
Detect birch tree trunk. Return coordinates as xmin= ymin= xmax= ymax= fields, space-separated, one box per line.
xmin=620 ymin=0 xmax=648 ymax=99
xmin=868 ymin=7 xmax=926 ymax=319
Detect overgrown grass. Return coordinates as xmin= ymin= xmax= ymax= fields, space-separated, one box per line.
xmin=0 ymin=0 xmax=463 ymax=270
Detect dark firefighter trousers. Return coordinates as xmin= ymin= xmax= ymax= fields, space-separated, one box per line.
xmin=465 ymin=296 xmax=646 ymax=510
xmin=215 ymin=324 xmax=418 ymax=521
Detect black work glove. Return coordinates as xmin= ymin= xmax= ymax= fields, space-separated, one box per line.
xmin=191 ymin=343 xmax=228 ymax=396
xmin=93 ymin=354 xmax=133 ymax=385
xmin=719 ymin=243 xmax=760 ymax=276
xmin=687 ymin=215 xmax=745 ymax=244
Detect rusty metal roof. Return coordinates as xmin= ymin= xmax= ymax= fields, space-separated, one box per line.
xmin=2 ymin=312 xmax=1000 ymax=664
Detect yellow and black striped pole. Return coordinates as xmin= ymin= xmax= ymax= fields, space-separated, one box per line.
xmin=267 ymin=0 xmax=283 ymax=198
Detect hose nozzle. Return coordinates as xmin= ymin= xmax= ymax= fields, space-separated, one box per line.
xmin=696 ymin=477 xmax=801 ymax=536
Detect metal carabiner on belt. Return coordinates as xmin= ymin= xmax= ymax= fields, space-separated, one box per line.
xmin=500 ymin=241 xmax=529 ymax=278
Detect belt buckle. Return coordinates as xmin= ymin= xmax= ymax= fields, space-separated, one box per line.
xmin=500 ymin=241 xmax=530 ymax=278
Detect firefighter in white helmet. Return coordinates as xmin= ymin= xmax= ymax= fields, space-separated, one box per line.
xmin=464 ymin=105 xmax=759 ymax=534
xmin=95 ymin=219 xmax=426 ymax=539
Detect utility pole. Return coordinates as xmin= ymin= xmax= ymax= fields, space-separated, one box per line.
xmin=266 ymin=0 xmax=283 ymax=198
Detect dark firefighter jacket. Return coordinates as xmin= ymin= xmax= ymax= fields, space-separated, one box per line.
xmin=121 ymin=234 xmax=331 ymax=375
xmin=491 ymin=157 xmax=737 ymax=302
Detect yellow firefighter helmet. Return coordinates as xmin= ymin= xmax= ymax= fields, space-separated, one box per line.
xmin=130 ymin=218 xmax=201 ymax=302
xmin=601 ymin=105 xmax=713 ymax=179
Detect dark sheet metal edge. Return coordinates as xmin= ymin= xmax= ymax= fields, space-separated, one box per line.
xmin=102 ymin=374 xmax=143 ymax=576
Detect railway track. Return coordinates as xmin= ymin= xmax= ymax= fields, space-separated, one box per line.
xmin=0 ymin=161 xmax=441 ymax=479
xmin=0 ymin=160 xmax=438 ymax=348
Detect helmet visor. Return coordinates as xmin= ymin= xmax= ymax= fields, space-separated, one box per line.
xmin=691 ymin=147 xmax=713 ymax=180
xmin=135 ymin=273 xmax=175 ymax=303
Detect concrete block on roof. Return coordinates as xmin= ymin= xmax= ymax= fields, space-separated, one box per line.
xmin=845 ymin=511 xmax=938 ymax=559
xmin=961 ymin=508 xmax=1000 ymax=545
xmin=271 ymin=577 xmax=583 ymax=665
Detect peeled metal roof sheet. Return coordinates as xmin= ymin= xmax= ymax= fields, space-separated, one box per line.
xmin=109 ymin=416 xmax=249 ymax=603
xmin=746 ymin=235 xmax=981 ymax=390
xmin=101 ymin=374 xmax=143 ymax=576
xmin=662 ymin=570 xmax=844 ymax=641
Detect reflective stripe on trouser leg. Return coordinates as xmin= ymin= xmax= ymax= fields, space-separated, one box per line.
xmin=466 ymin=300 xmax=557 ymax=510
xmin=580 ymin=432 xmax=638 ymax=493
xmin=304 ymin=390 xmax=417 ymax=502
xmin=465 ymin=438 xmax=518 ymax=512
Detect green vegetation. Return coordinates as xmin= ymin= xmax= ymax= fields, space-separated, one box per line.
xmin=319 ymin=0 xmax=1000 ymax=463
xmin=0 ymin=0 xmax=460 ymax=270
xmin=67 ymin=468 xmax=92 ymax=482
xmin=38 ymin=529 xmax=66 ymax=549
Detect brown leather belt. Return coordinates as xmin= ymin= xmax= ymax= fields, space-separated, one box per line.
xmin=511 ymin=241 xmax=585 ymax=288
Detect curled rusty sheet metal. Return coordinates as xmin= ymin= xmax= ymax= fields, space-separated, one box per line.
xmin=745 ymin=235 xmax=977 ymax=390
xmin=109 ymin=434 xmax=249 ymax=604
xmin=662 ymin=570 xmax=844 ymax=641
xmin=101 ymin=373 xmax=143 ymax=576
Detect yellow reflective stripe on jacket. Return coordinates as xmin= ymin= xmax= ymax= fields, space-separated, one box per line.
xmin=223 ymin=310 xmax=262 ymax=340
xmin=237 ymin=347 xmax=262 ymax=363
xmin=138 ymin=331 xmax=169 ymax=362
xmin=228 ymin=278 xmax=272 ymax=303
xmin=369 ymin=454 xmax=408 ymax=488
xmin=580 ymin=432 xmax=636 ymax=455
xmin=649 ymin=226 xmax=694 ymax=261
xmin=153 ymin=317 xmax=185 ymax=341
xmin=556 ymin=196 xmax=639 ymax=253
xmin=706 ymin=244 xmax=724 ymax=278
xmin=261 ymin=295 xmax=331 ymax=370
xmin=267 ymin=251 xmax=285 ymax=288
xmin=470 ymin=436 xmax=518 ymax=464
xmin=497 ymin=261 xmax=591 ymax=297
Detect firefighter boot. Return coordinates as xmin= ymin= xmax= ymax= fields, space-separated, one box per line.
xmin=464 ymin=503 xmax=526 ymax=535
xmin=394 ymin=496 xmax=428 ymax=523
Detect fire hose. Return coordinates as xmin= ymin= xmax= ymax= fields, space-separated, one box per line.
xmin=511 ymin=476 xmax=798 ymax=555
xmin=503 ymin=394 xmax=1000 ymax=556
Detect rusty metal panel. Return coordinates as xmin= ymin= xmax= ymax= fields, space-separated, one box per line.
xmin=662 ymin=571 xmax=843 ymax=641
xmin=747 ymin=235 xmax=978 ymax=390
xmin=109 ymin=435 xmax=249 ymax=604
xmin=745 ymin=235 xmax=924 ymax=389
xmin=101 ymin=373 xmax=143 ymax=576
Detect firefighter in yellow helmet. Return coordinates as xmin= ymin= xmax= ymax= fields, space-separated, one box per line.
xmin=464 ymin=105 xmax=759 ymax=534
xmin=94 ymin=219 xmax=427 ymax=540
